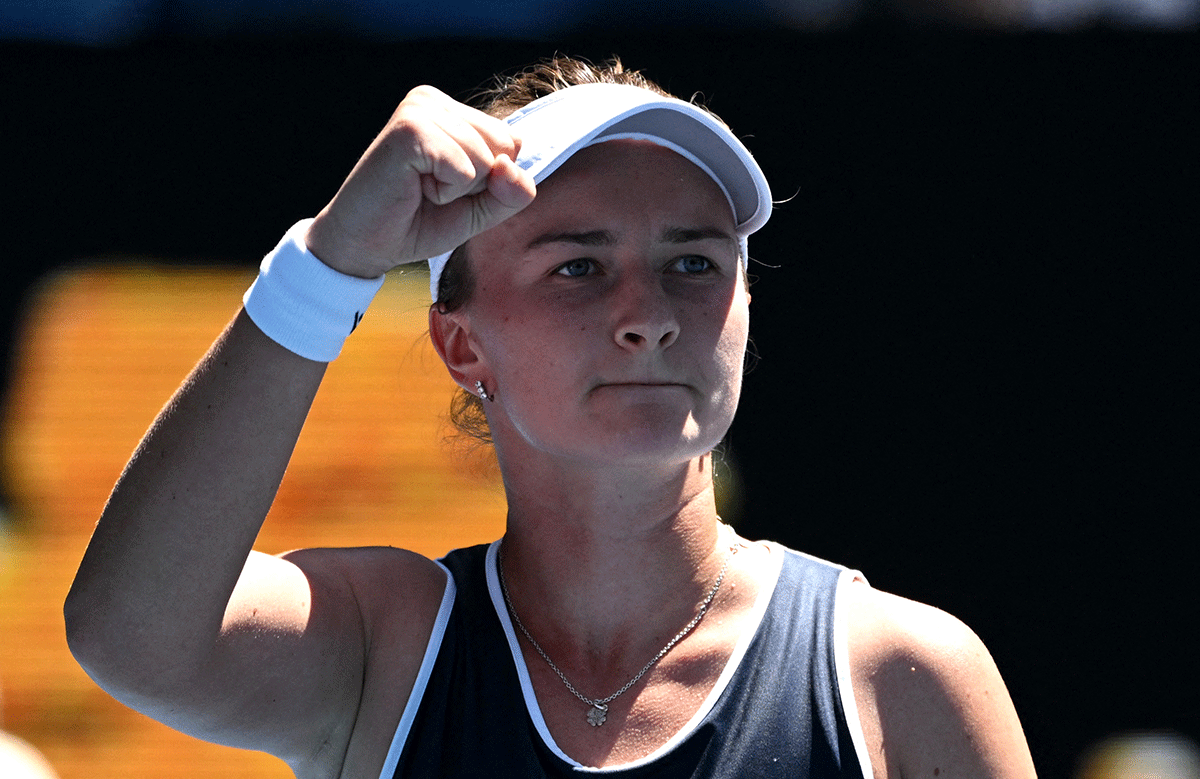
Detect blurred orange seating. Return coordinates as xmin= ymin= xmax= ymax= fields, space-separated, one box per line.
xmin=1 ymin=264 xmax=506 ymax=778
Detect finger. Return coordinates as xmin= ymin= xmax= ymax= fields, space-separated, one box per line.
xmin=412 ymin=156 xmax=535 ymax=255
xmin=427 ymin=91 xmax=523 ymax=161
xmin=407 ymin=89 xmax=522 ymax=199
xmin=402 ymin=85 xmax=520 ymax=164
xmin=415 ymin=111 xmax=518 ymax=205
xmin=484 ymin=154 xmax=536 ymax=212
xmin=458 ymin=155 xmax=537 ymax=236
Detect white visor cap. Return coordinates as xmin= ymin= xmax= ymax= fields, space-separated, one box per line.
xmin=426 ymin=82 xmax=772 ymax=301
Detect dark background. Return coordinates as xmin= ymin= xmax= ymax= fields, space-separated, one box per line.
xmin=4 ymin=27 xmax=1197 ymax=777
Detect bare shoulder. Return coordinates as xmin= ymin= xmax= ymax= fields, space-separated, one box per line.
xmin=277 ymin=545 xmax=449 ymax=777
xmin=842 ymin=581 xmax=1037 ymax=779
xmin=190 ymin=545 xmax=448 ymax=778
xmin=280 ymin=545 xmax=447 ymax=627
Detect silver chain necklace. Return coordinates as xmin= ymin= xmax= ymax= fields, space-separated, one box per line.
xmin=497 ymin=540 xmax=734 ymax=727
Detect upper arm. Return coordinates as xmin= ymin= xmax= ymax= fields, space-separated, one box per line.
xmin=845 ymin=582 xmax=1037 ymax=779
xmin=124 ymin=547 xmax=446 ymax=774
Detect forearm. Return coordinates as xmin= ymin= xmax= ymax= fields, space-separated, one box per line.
xmin=65 ymin=309 xmax=327 ymax=689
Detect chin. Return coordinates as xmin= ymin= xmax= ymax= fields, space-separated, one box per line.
xmin=498 ymin=402 xmax=735 ymax=470
xmin=575 ymin=414 xmax=728 ymax=468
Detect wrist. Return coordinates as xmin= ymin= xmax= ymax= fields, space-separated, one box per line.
xmin=303 ymin=212 xmax=380 ymax=279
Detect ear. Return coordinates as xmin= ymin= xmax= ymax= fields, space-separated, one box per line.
xmin=429 ymin=305 xmax=483 ymax=390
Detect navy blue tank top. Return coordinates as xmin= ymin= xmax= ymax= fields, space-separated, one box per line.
xmin=379 ymin=541 xmax=869 ymax=778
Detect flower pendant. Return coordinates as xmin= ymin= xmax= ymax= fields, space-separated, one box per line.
xmin=586 ymin=703 xmax=608 ymax=727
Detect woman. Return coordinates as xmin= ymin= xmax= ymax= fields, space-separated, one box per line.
xmin=65 ymin=57 xmax=1036 ymax=778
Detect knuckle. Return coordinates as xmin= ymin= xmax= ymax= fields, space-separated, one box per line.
xmin=404 ymin=84 xmax=443 ymax=103
xmin=374 ymin=126 xmax=423 ymax=169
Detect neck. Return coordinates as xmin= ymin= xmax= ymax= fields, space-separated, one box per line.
xmin=495 ymin=452 xmax=729 ymax=674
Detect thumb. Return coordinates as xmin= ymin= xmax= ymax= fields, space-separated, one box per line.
xmin=465 ymin=155 xmax=537 ymax=234
xmin=412 ymin=156 xmax=536 ymax=259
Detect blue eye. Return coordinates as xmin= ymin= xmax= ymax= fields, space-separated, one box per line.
xmin=673 ymin=255 xmax=713 ymax=274
xmin=555 ymin=259 xmax=595 ymax=277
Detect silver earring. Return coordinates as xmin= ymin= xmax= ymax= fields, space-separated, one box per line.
xmin=475 ymin=380 xmax=494 ymax=402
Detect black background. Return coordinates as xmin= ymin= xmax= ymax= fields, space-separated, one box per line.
xmin=4 ymin=28 xmax=1197 ymax=776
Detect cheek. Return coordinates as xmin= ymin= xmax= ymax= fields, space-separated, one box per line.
xmin=479 ymin=320 xmax=569 ymax=397
xmin=715 ymin=338 xmax=747 ymax=410
xmin=675 ymin=308 xmax=747 ymax=457
xmin=714 ymin=301 xmax=751 ymax=400
xmin=709 ymin=286 xmax=751 ymax=354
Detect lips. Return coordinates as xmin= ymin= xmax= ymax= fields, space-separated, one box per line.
xmin=602 ymin=381 xmax=683 ymax=387
xmin=593 ymin=375 xmax=687 ymax=387
xmin=590 ymin=380 xmax=693 ymax=395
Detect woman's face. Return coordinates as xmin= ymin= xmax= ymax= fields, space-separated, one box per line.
xmin=448 ymin=140 xmax=750 ymax=470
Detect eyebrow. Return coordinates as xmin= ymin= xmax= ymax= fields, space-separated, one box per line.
xmin=526 ymin=226 xmax=736 ymax=251
xmin=526 ymin=230 xmax=614 ymax=250
xmin=660 ymin=226 xmax=737 ymax=246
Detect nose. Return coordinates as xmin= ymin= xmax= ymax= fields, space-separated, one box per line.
xmin=613 ymin=274 xmax=680 ymax=351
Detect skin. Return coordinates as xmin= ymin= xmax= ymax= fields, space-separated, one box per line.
xmin=64 ymin=84 xmax=1036 ymax=778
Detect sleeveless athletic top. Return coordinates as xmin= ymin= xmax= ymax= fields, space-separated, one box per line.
xmin=378 ymin=541 xmax=873 ymax=778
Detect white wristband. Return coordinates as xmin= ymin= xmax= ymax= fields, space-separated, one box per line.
xmin=243 ymin=219 xmax=385 ymax=362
